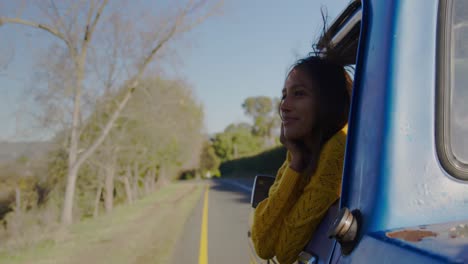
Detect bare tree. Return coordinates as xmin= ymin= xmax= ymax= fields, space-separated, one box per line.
xmin=0 ymin=0 xmax=221 ymax=226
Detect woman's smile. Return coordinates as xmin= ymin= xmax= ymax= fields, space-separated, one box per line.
xmin=281 ymin=116 xmax=299 ymax=126
xmin=279 ymin=68 xmax=320 ymax=140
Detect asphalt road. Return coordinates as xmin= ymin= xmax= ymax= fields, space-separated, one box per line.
xmin=172 ymin=178 xmax=255 ymax=264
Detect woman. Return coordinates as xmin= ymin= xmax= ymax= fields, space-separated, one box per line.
xmin=251 ymin=55 xmax=352 ymax=264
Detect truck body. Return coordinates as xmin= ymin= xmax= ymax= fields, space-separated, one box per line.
xmin=249 ymin=0 xmax=468 ymax=262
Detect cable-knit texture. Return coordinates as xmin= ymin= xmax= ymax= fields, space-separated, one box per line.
xmin=251 ymin=127 xmax=347 ymax=264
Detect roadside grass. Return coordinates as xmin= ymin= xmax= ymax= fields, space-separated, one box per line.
xmin=0 ymin=182 xmax=204 ymax=264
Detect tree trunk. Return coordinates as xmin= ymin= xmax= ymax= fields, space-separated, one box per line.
xmin=1 ymin=0 xmax=210 ymax=227
xmin=93 ymin=181 xmax=103 ymax=218
xmin=61 ymin=55 xmax=85 ymax=226
xmin=132 ymin=162 xmax=140 ymax=200
xmin=133 ymin=176 xmax=139 ymax=200
xmin=150 ymin=168 xmax=156 ymax=192
xmin=156 ymin=166 xmax=170 ymax=188
xmin=15 ymin=187 xmax=21 ymax=215
xmin=233 ymin=143 xmax=238 ymax=159
xmin=144 ymin=170 xmax=152 ymax=195
xmin=124 ymin=165 xmax=133 ymax=204
xmin=61 ymin=165 xmax=79 ymax=225
xmin=124 ymin=177 xmax=133 ymax=204
xmin=104 ymin=157 xmax=116 ymax=213
xmin=144 ymin=178 xmax=150 ymax=195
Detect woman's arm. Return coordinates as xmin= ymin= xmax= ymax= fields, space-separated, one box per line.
xmin=273 ymin=137 xmax=345 ymax=263
xmin=274 ymin=181 xmax=339 ymax=263
xmin=252 ymin=134 xmax=345 ymax=263
xmin=251 ymin=161 xmax=303 ymax=260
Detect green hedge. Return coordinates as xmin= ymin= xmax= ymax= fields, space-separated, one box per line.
xmin=220 ymin=146 xmax=287 ymax=177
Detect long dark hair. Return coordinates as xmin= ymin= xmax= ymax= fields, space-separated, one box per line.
xmin=281 ymin=8 xmax=352 ymax=144
xmin=287 ymin=56 xmax=351 ymax=143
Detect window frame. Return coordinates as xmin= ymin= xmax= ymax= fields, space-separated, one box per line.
xmin=436 ymin=0 xmax=468 ymax=180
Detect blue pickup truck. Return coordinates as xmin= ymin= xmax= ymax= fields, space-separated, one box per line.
xmin=249 ymin=0 xmax=468 ymax=263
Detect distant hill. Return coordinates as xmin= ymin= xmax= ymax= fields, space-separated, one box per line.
xmin=0 ymin=141 xmax=53 ymax=163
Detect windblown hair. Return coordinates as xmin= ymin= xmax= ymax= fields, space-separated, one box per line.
xmin=289 ymin=56 xmax=351 ymax=143
xmin=284 ymin=8 xmax=352 ymax=143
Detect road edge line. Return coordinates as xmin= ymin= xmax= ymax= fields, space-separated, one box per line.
xmin=198 ymin=185 xmax=209 ymax=264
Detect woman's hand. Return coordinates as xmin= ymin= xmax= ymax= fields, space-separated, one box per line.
xmin=280 ymin=125 xmax=309 ymax=172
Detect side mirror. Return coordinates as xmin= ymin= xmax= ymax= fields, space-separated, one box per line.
xmin=250 ymin=175 xmax=275 ymax=208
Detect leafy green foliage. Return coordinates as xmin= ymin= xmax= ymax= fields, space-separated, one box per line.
xmin=242 ymin=96 xmax=280 ymax=146
xmin=9 ymin=76 xmax=207 ymax=222
xmin=199 ymin=141 xmax=221 ymax=174
xmin=219 ymin=146 xmax=286 ymax=177
xmin=212 ymin=123 xmax=263 ymax=162
xmin=211 ymin=95 xmax=281 ymax=166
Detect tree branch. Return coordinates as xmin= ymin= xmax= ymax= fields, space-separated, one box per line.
xmin=0 ymin=17 xmax=74 ymax=55
xmin=73 ymin=83 xmax=136 ymax=172
xmin=49 ymin=1 xmax=71 ymax=39
xmin=50 ymin=0 xmax=213 ymax=187
xmin=82 ymin=0 xmax=109 ymax=49
xmin=137 ymin=22 xmax=178 ymax=76
xmin=176 ymin=0 xmax=223 ymax=34
xmin=83 ymin=0 xmax=95 ymax=42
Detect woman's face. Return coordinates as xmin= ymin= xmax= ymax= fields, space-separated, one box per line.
xmin=280 ymin=68 xmax=319 ymax=141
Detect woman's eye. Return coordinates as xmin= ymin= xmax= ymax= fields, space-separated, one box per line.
xmin=294 ymin=90 xmax=305 ymax=96
xmin=281 ymin=94 xmax=286 ymax=100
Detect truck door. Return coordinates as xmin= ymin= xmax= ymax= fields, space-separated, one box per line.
xmin=328 ymin=0 xmax=468 ymax=263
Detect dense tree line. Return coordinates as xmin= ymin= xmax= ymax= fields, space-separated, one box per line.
xmin=210 ymin=96 xmax=281 ymax=165
xmin=0 ymin=0 xmax=221 ymax=248
xmin=0 ymin=77 xmax=205 ymax=245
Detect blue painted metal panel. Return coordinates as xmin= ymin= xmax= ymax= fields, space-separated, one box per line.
xmin=336 ymin=235 xmax=449 ymax=263
xmin=381 ymin=0 xmax=468 ymax=228
xmin=340 ymin=0 xmax=398 ymax=233
xmin=374 ymin=221 xmax=468 ymax=263
xmin=338 ymin=0 xmax=468 ymax=262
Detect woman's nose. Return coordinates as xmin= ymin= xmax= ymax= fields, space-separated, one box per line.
xmin=280 ymin=97 xmax=292 ymax=112
xmin=279 ymin=99 xmax=291 ymax=120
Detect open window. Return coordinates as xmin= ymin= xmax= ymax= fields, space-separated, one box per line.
xmin=318 ymin=0 xmax=362 ymax=66
xmin=437 ymin=0 xmax=468 ymax=180
xmin=247 ymin=2 xmax=365 ymax=263
xmin=300 ymin=0 xmax=364 ymax=261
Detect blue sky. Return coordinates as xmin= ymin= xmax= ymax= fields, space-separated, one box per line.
xmin=0 ymin=0 xmax=350 ymax=140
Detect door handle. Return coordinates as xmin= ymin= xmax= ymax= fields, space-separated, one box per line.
xmin=327 ymin=207 xmax=360 ymax=255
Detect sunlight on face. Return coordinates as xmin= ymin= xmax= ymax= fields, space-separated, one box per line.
xmin=280 ymin=68 xmax=319 ymax=141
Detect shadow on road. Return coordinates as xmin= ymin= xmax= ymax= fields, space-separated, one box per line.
xmin=209 ymin=178 xmax=255 ymax=204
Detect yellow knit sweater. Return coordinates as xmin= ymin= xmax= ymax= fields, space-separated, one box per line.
xmin=251 ymin=127 xmax=347 ymax=264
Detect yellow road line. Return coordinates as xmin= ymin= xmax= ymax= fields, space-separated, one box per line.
xmin=198 ymin=186 xmax=209 ymax=264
